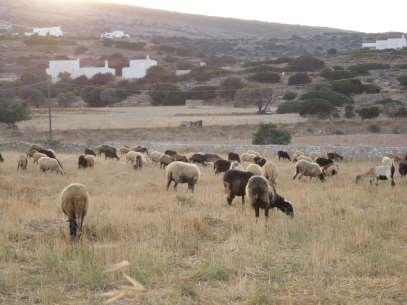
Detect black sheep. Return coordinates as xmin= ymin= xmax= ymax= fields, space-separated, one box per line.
xmin=214 ymin=159 xmax=231 ymax=174
xmin=228 ymin=152 xmax=240 ymax=163
xmin=165 ymin=150 xmax=177 ymax=157
xmin=204 ymin=153 xmax=222 ymax=163
xmin=327 ymin=152 xmax=343 ymax=161
xmin=85 ymin=148 xmax=96 ymax=156
xmin=78 ymin=155 xmax=88 ymax=169
xmin=254 ymin=156 xmax=267 ymax=167
xmin=277 ymin=150 xmax=291 ymax=161
xmin=399 ymin=162 xmax=407 ymax=177
xmin=104 ymin=148 xmax=120 ymax=160
xmin=223 ymin=170 xmax=253 ymax=206
xmin=189 ymin=153 xmax=207 ymax=166
xmin=0 ymin=153 xmax=3 ymax=162
xmin=133 ymin=146 xmax=148 ymax=154
xmin=315 ymin=157 xmax=334 ymax=168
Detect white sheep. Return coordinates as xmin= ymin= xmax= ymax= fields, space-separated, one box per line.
xmin=293 ymin=159 xmax=324 ymax=181
xmin=60 ymin=183 xmax=89 ymax=240
xmin=32 ymin=152 xmax=47 ymax=164
xmin=246 ymin=163 xmax=263 ymax=176
xmin=38 ymin=157 xmax=64 ymax=175
xmin=17 ymin=155 xmax=28 ymax=171
xmin=381 ymin=156 xmax=395 ymax=167
xmin=356 ymin=165 xmax=395 ymax=186
xmin=293 ymin=154 xmax=313 ymax=162
xmin=263 ymin=161 xmax=278 ymax=187
xmin=149 ymin=151 xmax=164 ymax=164
xmin=165 ymin=161 xmax=200 ymax=192
xmin=247 ymin=150 xmax=263 ymax=157
xmin=241 ymin=153 xmax=257 ymax=162
xmin=126 ymin=151 xmax=146 ymax=165
xmin=85 ymin=155 xmax=95 ymax=168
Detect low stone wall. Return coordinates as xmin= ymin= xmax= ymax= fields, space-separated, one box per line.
xmin=1 ymin=141 xmax=407 ymax=160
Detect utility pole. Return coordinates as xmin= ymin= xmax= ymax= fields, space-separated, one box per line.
xmin=47 ymin=78 xmax=53 ymax=143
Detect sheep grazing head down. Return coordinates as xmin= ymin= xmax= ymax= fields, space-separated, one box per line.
xmin=271 ymin=193 xmax=294 ymax=218
xmin=0 ymin=153 xmax=3 ymax=162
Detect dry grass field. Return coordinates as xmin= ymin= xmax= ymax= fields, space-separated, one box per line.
xmin=0 ymin=152 xmax=406 ymax=305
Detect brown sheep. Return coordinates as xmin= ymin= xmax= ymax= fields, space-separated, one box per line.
xmin=17 ymin=155 xmax=28 ymax=171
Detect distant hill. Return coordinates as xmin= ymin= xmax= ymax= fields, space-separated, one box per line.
xmin=0 ymin=0 xmax=353 ymax=39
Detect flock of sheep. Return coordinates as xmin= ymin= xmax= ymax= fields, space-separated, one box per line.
xmin=1 ymin=144 xmax=406 ymax=241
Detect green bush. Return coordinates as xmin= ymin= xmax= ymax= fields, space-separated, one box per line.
xmin=0 ymin=97 xmax=31 ymax=125
xmin=394 ymin=107 xmax=407 ymax=117
xmin=363 ymin=83 xmax=381 ymax=94
xmin=276 ymin=101 xmax=303 ymax=114
xmin=300 ymin=89 xmax=353 ymax=106
xmin=331 ymin=78 xmax=365 ymax=95
xmin=149 ymin=84 xmax=185 ymax=106
xmin=344 ymin=105 xmax=355 ymax=118
xmin=252 ymin=123 xmax=291 ymax=145
xmin=375 ymin=98 xmax=402 ymax=106
xmin=283 ymin=91 xmax=297 ymax=100
xmin=367 ymin=124 xmax=381 ymax=133
xmin=80 ymin=86 xmax=103 ymax=107
xmin=398 ymin=75 xmax=407 ymax=86
xmin=299 ymin=98 xmax=336 ymax=118
xmin=348 ymin=63 xmax=390 ymax=75
xmin=19 ymin=88 xmax=45 ymax=108
xmin=327 ymin=48 xmax=337 ymax=55
xmin=320 ymin=68 xmax=355 ymax=80
xmin=249 ymin=72 xmax=281 ymax=83
xmin=356 ymin=106 xmax=381 ymax=120
xmin=288 ymin=73 xmax=311 ymax=85
xmin=288 ymin=56 xmax=325 ymax=72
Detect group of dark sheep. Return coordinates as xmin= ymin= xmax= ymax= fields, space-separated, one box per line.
xmin=1 ymin=145 xmax=406 ymax=240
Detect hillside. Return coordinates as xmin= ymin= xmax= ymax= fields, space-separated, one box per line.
xmin=0 ymin=0 xmax=352 ymax=39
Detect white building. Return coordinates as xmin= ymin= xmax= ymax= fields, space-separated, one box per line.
xmin=101 ymin=31 xmax=130 ymax=39
xmin=362 ymin=35 xmax=407 ymax=50
xmin=46 ymin=59 xmax=115 ymax=83
xmin=25 ymin=27 xmax=63 ymax=37
xmin=122 ymin=55 xmax=158 ymax=80
xmin=176 ymin=69 xmax=191 ymax=76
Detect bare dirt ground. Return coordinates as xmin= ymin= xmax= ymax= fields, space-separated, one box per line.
xmin=0 ymin=152 xmax=406 ymax=305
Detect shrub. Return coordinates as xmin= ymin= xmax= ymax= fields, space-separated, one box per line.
xmin=57 ymin=92 xmax=79 ymax=107
xmin=276 ymin=101 xmax=303 ymax=114
xmin=398 ymin=75 xmax=407 ymax=86
xmin=375 ymin=98 xmax=402 ymax=106
xmin=252 ymin=123 xmax=291 ymax=145
xmin=19 ymin=88 xmax=45 ymax=108
xmin=283 ymin=91 xmax=297 ymax=100
xmin=394 ymin=107 xmax=407 ymax=117
xmin=331 ymin=78 xmax=365 ymax=95
xmin=367 ymin=124 xmax=381 ymax=133
xmin=185 ymin=86 xmax=218 ymax=101
xmin=99 ymin=88 xmax=127 ymax=106
xmin=288 ymin=73 xmax=311 ymax=85
xmin=348 ymin=63 xmax=390 ymax=75
xmin=144 ymin=66 xmax=174 ymax=83
xmin=344 ymin=105 xmax=355 ymax=118
xmin=220 ymin=77 xmax=245 ymax=100
xmin=0 ymin=97 xmax=31 ymax=125
xmin=288 ymin=56 xmax=325 ymax=72
xmin=300 ymin=89 xmax=353 ymax=106
xmin=363 ymin=83 xmax=381 ymax=94
xmin=149 ymin=84 xmax=185 ymax=106
xmin=80 ymin=86 xmax=103 ymax=107
xmin=356 ymin=107 xmax=381 ymax=120
xmin=327 ymin=48 xmax=337 ymax=55
xmin=249 ymin=72 xmax=281 ymax=83
xmin=320 ymin=68 xmax=355 ymax=81
xmin=89 ymin=73 xmax=115 ymax=85
xmin=299 ymin=98 xmax=336 ymax=118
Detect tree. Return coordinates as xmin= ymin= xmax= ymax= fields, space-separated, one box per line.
xmin=236 ymin=86 xmax=273 ymax=114
xmin=149 ymin=84 xmax=185 ymax=106
xmin=356 ymin=107 xmax=381 ymax=120
xmin=398 ymin=75 xmax=407 ymax=86
xmin=57 ymin=92 xmax=79 ymax=107
xmin=327 ymin=48 xmax=337 ymax=55
xmin=299 ymin=98 xmax=336 ymax=119
xmin=344 ymin=105 xmax=355 ymax=118
xmin=249 ymin=72 xmax=281 ymax=84
xmin=89 ymin=73 xmax=115 ymax=85
xmin=19 ymin=87 xmax=45 ymax=108
xmin=252 ymin=123 xmax=291 ymax=145
xmin=331 ymin=78 xmax=365 ymax=95
xmin=300 ymin=89 xmax=353 ymax=106
xmin=80 ymin=86 xmax=103 ymax=107
xmin=283 ymin=91 xmax=297 ymax=101
xmin=288 ymin=56 xmax=325 ymax=72
xmin=288 ymin=73 xmax=311 ymax=85
xmin=100 ymin=88 xmax=127 ymax=106
xmin=0 ymin=97 xmax=31 ymax=126
xmin=220 ymin=77 xmax=245 ymax=100
xmin=144 ymin=66 xmax=174 ymax=83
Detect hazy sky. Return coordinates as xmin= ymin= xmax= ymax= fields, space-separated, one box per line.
xmin=98 ymin=0 xmax=407 ymax=33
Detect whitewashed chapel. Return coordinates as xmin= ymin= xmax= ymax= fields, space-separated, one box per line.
xmin=362 ymin=35 xmax=407 ymax=50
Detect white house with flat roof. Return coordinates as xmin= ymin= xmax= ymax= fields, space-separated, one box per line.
xmin=25 ymin=27 xmax=63 ymax=37
xmin=122 ymin=55 xmax=157 ymax=80
xmin=46 ymin=59 xmax=115 ymax=83
xmin=101 ymin=31 xmax=130 ymax=39
xmin=362 ymin=35 xmax=407 ymax=50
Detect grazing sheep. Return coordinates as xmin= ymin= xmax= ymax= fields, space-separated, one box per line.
xmin=133 ymin=146 xmax=148 ymax=154
xmin=247 ymin=150 xmax=262 ymax=157
xmin=0 ymin=153 xmax=3 ymax=162
xmin=293 ymin=160 xmax=325 ymax=181
xmin=315 ymin=157 xmax=334 ymax=168
xmin=254 ymin=156 xmax=267 ymax=167
xmin=241 ymin=153 xmax=257 ymax=163
xmin=214 ymin=159 xmax=231 ymax=175
xmin=381 ymin=156 xmax=395 ymax=167
xmin=293 ymin=154 xmax=313 ymax=162
xmin=17 ymin=155 xmax=28 ymax=171
xmin=60 ymin=183 xmax=89 ymax=240
xmin=120 ymin=146 xmax=130 ymax=156
xmin=84 ymin=148 xmax=96 ymax=156
xmin=278 ymin=150 xmax=291 ymax=161
xmin=160 ymin=154 xmax=174 ymax=169
xmin=32 ymin=152 xmax=47 ymax=164
xmin=204 ymin=153 xmax=222 ymax=163
xmin=38 ymin=157 xmax=64 ymax=175
xmin=78 ymin=155 xmax=87 ymax=169
xmin=263 ymin=161 xmax=278 ymax=186
xmin=246 ymin=176 xmax=294 ymax=220
xmin=230 ymin=161 xmax=244 ymax=170
xmin=399 ymin=162 xmax=407 ymax=177
xmin=173 ymin=154 xmax=188 ymax=162
xmin=323 ymin=164 xmax=339 ymax=176
xmin=127 ymin=151 xmax=146 ymax=165
xmin=85 ymin=155 xmax=95 ymax=168
xmin=149 ymin=151 xmax=164 ymax=164
xmin=246 ymin=163 xmax=264 ymax=176
xmin=165 ymin=161 xmax=200 ymax=192
xmin=356 ymin=165 xmax=395 ymax=186
xmin=95 ymin=145 xmax=119 ymax=160
xmin=133 ymin=154 xmax=143 ymax=170
xmin=189 ymin=153 xmax=207 ymax=166
xmin=327 ymin=152 xmax=343 ymax=161
xmin=228 ymin=152 xmax=240 ymax=163
xmin=223 ymin=169 xmax=253 ymax=205
xmin=165 ymin=150 xmax=177 ymax=157
xmin=104 ymin=149 xmax=120 ymax=160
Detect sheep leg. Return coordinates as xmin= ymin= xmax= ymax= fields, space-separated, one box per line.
xmin=241 ymin=195 xmax=245 ymax=206
xmin=227 ymin=195 xmax=234 ymax=206
xmin=173 ymin=182 xmax=178 ymax=191
xmin=255 ymin=207 xmax=260 ymax=219
xmin=68 ymin=217 xmax=78 ymax=239
xmin=166 ymin=178 xmax=172 ymax=191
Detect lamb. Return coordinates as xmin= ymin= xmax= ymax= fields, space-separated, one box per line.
xmin=230 ymin=161 xmax=243 ymax=170
xmin=323 ymin=164 xmax=339 ymax=176
xmin=17 ymin=155 xmax=28 ymax=171
xmin=356 ymin=164 xmax=395 ymax=186
xmin=84 ymin=148 xmax=96 ymax=156
xmin=160 ymin=154 xmax=174 ymax=169
xmin=246 ymin=163 xmax=264 ymax=176
xmin=60 ymin=183 xmax=89 ymax=240
xmin=399 ymin=161 xmax=407 ymax=177
xmin=32 ymin=152 xmax=47 ymax=164
xmin=214 ymin=159 xmax=231 ymax=175
xmin=293 ymin=160 xmax=325 ymax=181
xmin=0 ymin=153 xmax=3 ymax=162
xmin=149 ymin=151 xmax=164 ymax=164
xmin=165 ymin=161 xmax=200 ymax=192
xmin=278 ymin=150 xmax=291 ymax=161
xmin=204 ymin=153 xmax=222 ymax=163
xmin=254 ymin=156 xmax=267 ymax=167
xmin=315 ymin=157 xmax=334 ymax=168
xmin=228 ymin=152 xmax=240 ymax=163
xmin=263 ymin=161 xmax=278 ymax=186
xmin=223 ymin=169 xmax=253 ymax=205
xmin=38 ymin=157 xmax=64 ymax=175
xmin=246 ymin=176 xmax=294 ymax=220
xmin=241 ymin=153 xmax=257 ymax=162
xmin=327 ymin=152 xmax=343 ymax=161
